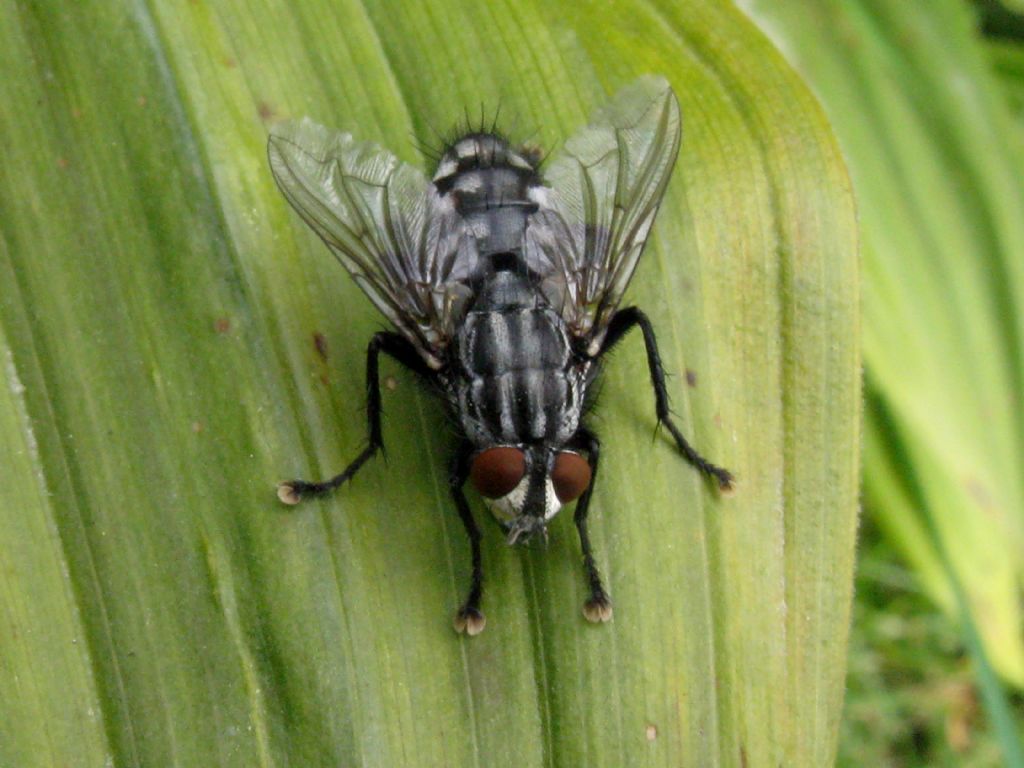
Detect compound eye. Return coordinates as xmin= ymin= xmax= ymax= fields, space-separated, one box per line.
xmin=551 ymin=451 xmax=591 ymax=503
xmin=470 ymin=447 xmax=527 ymax=499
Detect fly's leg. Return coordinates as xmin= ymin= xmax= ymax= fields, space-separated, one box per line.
xmin=277 ymin=331 xmax=430 ymax=505
xmin=601 ymin=307 xmax=734 ymax=491
xmin=569 ymin=427 xmax=612 ymax=623
xmin=450 ymin=443 xmax=485 ymax=635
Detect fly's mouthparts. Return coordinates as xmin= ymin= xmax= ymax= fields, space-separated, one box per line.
xmin=505 ymin=516 xmax=549 ymax=547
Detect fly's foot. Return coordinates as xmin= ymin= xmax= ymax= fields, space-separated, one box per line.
xmin=712 ymin=466 xmax=735 ymax=495
xmin=690 ymin=453 xmax=734 ymax=494
xmin=583 ymin=591 xmax=613 ymax=623
xmin=276 ymin=480 xmax=329 ymax=505
xmin=453 ymin=604 xmax=486 ymax=636
xmin=277 ymin=481 xmax=304 ymax=505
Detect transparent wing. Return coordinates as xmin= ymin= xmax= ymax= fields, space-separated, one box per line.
xmin=526 ymin=76 xmax=682 ymax=354
xmin=268 ymin=119 xmax=478 ymax=368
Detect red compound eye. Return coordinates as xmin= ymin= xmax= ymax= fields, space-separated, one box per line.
xmin=470 ymin=447 xmax=527 ymax=499
xmin=551 ymin=451 xmax=591 ymax=503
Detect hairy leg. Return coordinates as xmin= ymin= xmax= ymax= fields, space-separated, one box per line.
xmin=600 ymin=307 xmax=733 ymax=491
xmin=277 ymin=331 xmax=431 ymax=504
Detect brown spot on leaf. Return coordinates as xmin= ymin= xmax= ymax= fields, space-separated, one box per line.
xmin=685 ymin=368 xmax=697 ymax=387
xmin=313 ymin=331 xmax=328 ymax=361
xmin=214 ymin=317 xmax=231 ymax=334
xmin=964 ymin=476 xmax=995 ymax=510
xmin=258 ymin=102 xmax=275 ymax=121
xmin=56 ymin=157 xmax=69 ymax=170
xmin=645 ymin=724 xmax=657 ymax=741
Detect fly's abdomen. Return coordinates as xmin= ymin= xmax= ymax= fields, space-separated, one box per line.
xmin=454 ymin=306 xmax=585 ymax=446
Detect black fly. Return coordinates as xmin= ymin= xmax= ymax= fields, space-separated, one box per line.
xmin=268 ymin=77 xmax=733 ymax=636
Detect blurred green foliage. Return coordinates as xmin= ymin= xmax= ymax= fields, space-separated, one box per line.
xmin=842 ymin=520 xmax=1024 ymax=766
xmin=0 ymin=0 xmax=859 ymax=766
xmin=988 ymin=39 xmax=1024 ymax=121
xmin=743 ymin=0 xmax=1024 ymax=763
xmin=746 ymin=0 xmax=1024 ymax=688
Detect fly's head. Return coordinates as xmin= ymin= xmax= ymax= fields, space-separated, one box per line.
xmin=469 ymin=444 xmax=591 ymax=544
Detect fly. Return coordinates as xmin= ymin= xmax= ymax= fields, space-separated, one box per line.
xmin=268 ymin=76 xmax=733 ymax=636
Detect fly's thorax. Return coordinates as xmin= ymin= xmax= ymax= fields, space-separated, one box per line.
xmin=432 ymin=133 xmax=542 ymax=255
xmin=432 ymin=133 xmax=541 ymax=193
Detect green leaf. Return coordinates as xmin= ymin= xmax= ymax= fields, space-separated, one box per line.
xmin=742 ymin=0 xmax=1024 ymax=688
xmin=0 ymin=1 xmax=858 ymax=765
xmin=992 ymin=0 xmax=1024 ymax=20
xmin=988 ymin=37 xmax=1024 ymax=128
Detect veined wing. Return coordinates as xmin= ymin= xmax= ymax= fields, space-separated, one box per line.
xmin=527 ymin=76 xmax=682 ymax=355
xmin=268 ymin=119 xmax=477 ymax=369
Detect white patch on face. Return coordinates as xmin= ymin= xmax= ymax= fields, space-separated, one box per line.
xmin=483 ymin=474 xmax=562 ymax=524
xmin=541 ymin=481 xmax=561 ymax=520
